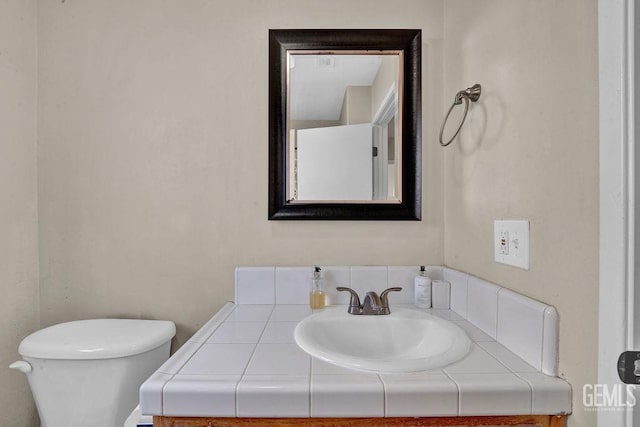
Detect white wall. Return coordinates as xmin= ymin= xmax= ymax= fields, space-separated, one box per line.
xmin=442 ymin=1 xmax=599 ymax=426
xmin=36 ymin=0 xmax=445 ymax=346
xmin=0 ymin=0 xmax=40 ymax=425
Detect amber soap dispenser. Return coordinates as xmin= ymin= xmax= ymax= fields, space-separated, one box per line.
xmin=309 ymin=266 xmax=325 ymax=309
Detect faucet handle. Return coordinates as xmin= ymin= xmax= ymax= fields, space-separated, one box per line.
xmin=380 ymin=287 xmax=402 ymax=308
xmin=336 ymin=287 xmax=361 ymax=309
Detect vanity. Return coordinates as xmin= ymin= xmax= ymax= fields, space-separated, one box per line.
xmin=140 ymin=266 xmax=571 ymax=427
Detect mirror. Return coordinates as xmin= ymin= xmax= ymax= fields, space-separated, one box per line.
xmin=289 ymin=53 xmax=401 ymax=202
xmin=269 ymin=29 xmax=421 ymax=220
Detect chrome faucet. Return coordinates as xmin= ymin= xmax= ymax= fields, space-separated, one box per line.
xmin=336 ymin=287 xmax=402 ymax=315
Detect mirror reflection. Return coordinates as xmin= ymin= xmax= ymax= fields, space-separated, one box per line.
xmin=287 ymin=52 xmax=402 ymax=203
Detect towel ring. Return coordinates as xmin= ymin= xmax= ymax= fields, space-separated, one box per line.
xmin=439 ymin=84 xmax=482 ymax=147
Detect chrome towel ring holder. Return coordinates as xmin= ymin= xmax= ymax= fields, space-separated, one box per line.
xmin=439 ymin=84 xmax=482 ymax=147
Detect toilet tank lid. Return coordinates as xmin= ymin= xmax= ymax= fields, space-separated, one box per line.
xmin=18 ymin=319 xmax=176 ymax=360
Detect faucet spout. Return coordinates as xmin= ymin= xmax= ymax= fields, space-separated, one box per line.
xmin=362 ymin=292 xmax=383 ymax=314
xmin=336 ymin=287 xmax=402 ymax=315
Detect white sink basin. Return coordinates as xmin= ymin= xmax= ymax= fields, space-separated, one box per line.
xmin=294 ymin=307 xmax=472 ymax=373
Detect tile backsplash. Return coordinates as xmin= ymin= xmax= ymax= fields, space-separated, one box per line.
xmin=235 ymin=265 xmax=443 ymax=307
xmin=234 ymin=265 xmax=559 ymax=376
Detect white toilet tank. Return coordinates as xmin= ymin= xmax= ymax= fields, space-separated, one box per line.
xmin=10 ymin=319 xmax=175 ymax=427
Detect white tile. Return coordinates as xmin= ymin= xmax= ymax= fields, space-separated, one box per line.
xmin=350 ymin=266 xmax=388 ymax=298
xmin=452 ymin=320 xmax=494 ymax=342
xmin=381 ymin=373 xmax=458 ymax=416
xmin=237 ymin=375 xmax=310 ymax=417
xmin=139 ymin=372 xmax=173 ymax=415
xmin=225 ymin=305 xmax=274 ymax=322
xmin=477 ymin=342 xmax=538 ymax=373
xmin=156 ymin=341 xmax=202 ymax=375
xmin=312 ymin=358 xmax=362 ymax=375
xmin=443 ymin=345 xmax=509 ymax=374
xmin=206 ymin=322 xmax=266 ymax=344
xmin=275 ymin=266 xmax=312 ymax=304
xmin=542 ymin=306 xmax=559 ymax=376
xmin=432 ymin=309 xmax=465 ymax=321
xmin=387 ymin=266 xmax=422 ymax=304
xmin=517 ymin=373 xmax=572 ymax=414
xmin=245 ymin=343 xmax=311 ymax=375
xmin=394 ymin=303 xmax=422 ymax=311
xmin=311 ymin=374 xmax=384 ymax=417
xmin=466 ymin=276 xmax=500 ymax=339
xmin=448 ymin=311 xmax=465 ymax=320
xmin=260 ymin=321 xmax=297 ymax=343
xmin=321 ymin=266 xmax=351 ymax=305
xmin=179 ymin=343 xmax=255 ymax=375
xmin=431 ymin=309 xmax=452 ymax=320
xmin=163 ymin=374 xmax=240 ymax=416
xmin=449 ymin=373 xmax=532 ymax=415
xmin=497 ymin=288 xmax=546 ymax=371
xmin=235 ymin=267 xmax=275 ymax=304
xmin=444 ymin=268 xmax=469 ymax=317
xmin=269 ymin=304 xmax=311 ymax=322
xmin=188 ymin=303 xmax=235 ymax=343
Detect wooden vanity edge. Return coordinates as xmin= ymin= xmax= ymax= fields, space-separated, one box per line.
xmin=154 ymin=414 xmax=567 ymax=427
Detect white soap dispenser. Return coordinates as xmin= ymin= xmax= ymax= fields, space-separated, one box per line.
xmin=414 ymin=266 xmax=432 ymax=308
xmin=310 ymin=266 xmax=325 ymax=309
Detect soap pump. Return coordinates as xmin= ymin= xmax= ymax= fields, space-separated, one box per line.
xmin=310 ymin=266 xmax=325 ymax=309
xmin=414 ymin=265 xmax=432 ymax=308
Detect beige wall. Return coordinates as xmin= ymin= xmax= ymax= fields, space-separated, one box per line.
xmin=339 ymin=86 xmax=372 ymax=125
xmin=0 ymin=0 xmax=40 ymax=425
xmin=37 ymin=0 xmax=445 ymax=347
xmin=442 ymin=1 xmax=599 ymax=426
xmin=371 ymin=55 xmax=398 ymax=117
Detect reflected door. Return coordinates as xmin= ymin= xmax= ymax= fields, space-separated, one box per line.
xmin=296 ymin=123 xmax=372 ymax=200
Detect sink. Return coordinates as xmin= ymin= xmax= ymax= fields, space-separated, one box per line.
xmin=294 ymin=307 xmax=472 ymax=373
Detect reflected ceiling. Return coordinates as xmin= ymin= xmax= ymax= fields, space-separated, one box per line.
xmin=289 ymin=55 xmax=382 ymax=121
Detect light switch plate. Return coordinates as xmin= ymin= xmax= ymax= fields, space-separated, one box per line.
xmin=494 ymin=220 xmax=530 ymax=270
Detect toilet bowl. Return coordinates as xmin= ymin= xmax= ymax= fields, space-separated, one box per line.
xmin=10 ymin=318 xmax=175 ymax=427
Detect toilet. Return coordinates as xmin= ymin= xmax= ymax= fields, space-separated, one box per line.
xmin=10 ymin=318 xmax=175 ymax=427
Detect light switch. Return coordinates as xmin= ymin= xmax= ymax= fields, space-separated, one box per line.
xmin=494 ymin=220 xmax=530 ymax=270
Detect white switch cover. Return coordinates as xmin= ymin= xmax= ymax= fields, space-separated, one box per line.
xmin=494 ymin=220 xmax=530 ymax=270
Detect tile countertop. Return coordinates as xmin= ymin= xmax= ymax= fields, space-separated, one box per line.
xmin=140 ymin=303 xmax=572 ymax=418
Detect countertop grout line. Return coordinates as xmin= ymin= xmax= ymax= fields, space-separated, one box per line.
xmin=442 ymin=370 xmax=462 ymax=417
xmin=234 ymin=305 xmax=273 ymax=417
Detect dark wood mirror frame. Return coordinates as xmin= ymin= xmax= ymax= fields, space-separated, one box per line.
xmin=268 ymin=29 xmax=421 ymax=220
